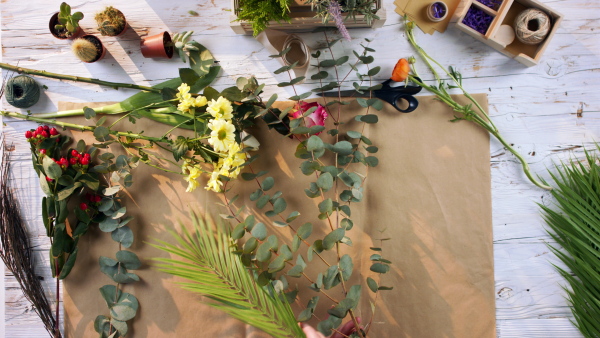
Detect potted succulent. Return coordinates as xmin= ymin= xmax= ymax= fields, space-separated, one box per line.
xmin=140 ymin=31 xmax=174 ymax=58
xmin=50 ymin=2 xmax=84 ymax=39
xmin=94 ymin=6 xmax=127 ymax=37
xmin=71 ymin=35 xmax=105 ymax=63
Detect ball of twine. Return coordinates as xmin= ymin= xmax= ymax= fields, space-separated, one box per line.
xmin=5 ymin=75 xmax=40 ymax=108
xmin=514 ymin=8 xmax=550 ymax=45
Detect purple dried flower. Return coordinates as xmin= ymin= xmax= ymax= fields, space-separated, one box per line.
xmin=328 ymin=0 xmax=351 ymax=41
xmin=432 ymin=2 xmax=447 ymax=18
xmin=463 ymin=6 xmax=493 ymax=35
xmin=477 ymin=0 xmax=502 ymax=11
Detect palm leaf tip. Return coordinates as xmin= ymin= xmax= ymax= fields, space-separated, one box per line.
xmin=151 ymin=211 xmax=306 ymax=338
xmin=542 ymin=144 xmax=600 ymax=338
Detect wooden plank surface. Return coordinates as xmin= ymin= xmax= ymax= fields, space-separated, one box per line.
xmin=1 ymin=0 xmax=599 ymax=337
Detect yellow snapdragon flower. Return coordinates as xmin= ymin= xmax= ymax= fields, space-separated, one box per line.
xmin=207 ymin=96 xmax=233 ymax=120
xmin=205 ymin=170 xmax=223 ymax=192
xmin=207 ymin=118 xmax=236 ymax=153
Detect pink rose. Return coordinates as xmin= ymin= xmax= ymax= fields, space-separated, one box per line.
xmin=289 ymin=101 xmax=328 ymax=135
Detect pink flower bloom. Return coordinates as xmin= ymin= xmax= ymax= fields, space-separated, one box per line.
xmin=289 ymin=102 xmax=328 ymax=135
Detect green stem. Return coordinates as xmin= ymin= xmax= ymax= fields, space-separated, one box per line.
xmin=490 ymin=130 xmax=552 ymax=190
xmin=404 ymin=21 xmax=552 ymax=191
xmin=1 ymin=111 xmax=168 ymax=144
xmin=0 ymin=62 xmax=160 ymax=93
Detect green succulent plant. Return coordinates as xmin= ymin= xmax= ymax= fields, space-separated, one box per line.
xmin=95 ymin=6 xmax=127 ymax=36
xmin=55 ymin=2 xmax=84 ymax=37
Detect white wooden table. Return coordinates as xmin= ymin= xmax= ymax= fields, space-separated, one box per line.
xmin=1 ymin=0 xmax=598 ymax=337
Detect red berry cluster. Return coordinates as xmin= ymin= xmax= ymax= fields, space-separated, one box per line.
xmin=25 ymin=125 xmax=59 ymax=141
xmin=80 ymin=193 xmax=102 ymax=211
xmin=69 ymin=149 xmax=91 ymax=167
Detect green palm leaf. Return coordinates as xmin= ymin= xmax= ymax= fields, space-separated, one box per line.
xmin=151 ymin=211 xmax=305 ymax=338
xmin=541 ymin=145 xmax=600 ymax=338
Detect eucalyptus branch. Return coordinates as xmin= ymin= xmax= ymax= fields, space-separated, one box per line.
xmin=0 ymin=62 xmax=160 ymax=93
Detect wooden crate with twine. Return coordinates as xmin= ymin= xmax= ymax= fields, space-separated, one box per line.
xmin=230 ymin=0 xmax=387 ymax=35
xmin=451 ymin=0 xmax=562 ymax=67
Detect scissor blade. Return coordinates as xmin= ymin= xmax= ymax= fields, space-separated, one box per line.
xmin=316 ymin=90 xmax=372 ymax=98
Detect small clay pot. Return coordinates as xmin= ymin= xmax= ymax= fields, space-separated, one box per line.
xmin=49 ymin=12 xmax=82 ymax=40
xmin=140 ymin=31 xmax=174 ymax=59
xmin=426 ymin=1 xmax=448 ymax=22
xmin=80 ymin=35 xmax=106 ymax=63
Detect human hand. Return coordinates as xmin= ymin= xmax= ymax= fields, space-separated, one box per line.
xmin=301 ymin=317 xmax=361 ymax=338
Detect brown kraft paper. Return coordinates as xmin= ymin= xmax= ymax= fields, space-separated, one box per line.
xmin=60 ymin=93 xmax=495 ymax=338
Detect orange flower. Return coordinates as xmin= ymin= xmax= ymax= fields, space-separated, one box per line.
xmin=391 ymin=58 xmax=410 ymax=82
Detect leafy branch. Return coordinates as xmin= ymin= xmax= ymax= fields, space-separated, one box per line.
xmin=152 ymin=212 xmax=306 ymax=338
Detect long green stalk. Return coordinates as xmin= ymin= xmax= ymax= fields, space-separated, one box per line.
xmin=404 ymin=19 xmax=552 ymax=190
xmin=0 ymin=62 xmax=160 ymax=93
xmin=1 ymin=111 xmax=167 ymax=143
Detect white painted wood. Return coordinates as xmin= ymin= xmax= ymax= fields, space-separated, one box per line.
xmin=1 ymin=0 xmax=598 ymax=337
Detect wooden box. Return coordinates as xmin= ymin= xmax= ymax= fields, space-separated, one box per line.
xmin=230 ymin=0 xmax=386 ymax=35
xmin=451 ymin=0 xmax=563 ymax=67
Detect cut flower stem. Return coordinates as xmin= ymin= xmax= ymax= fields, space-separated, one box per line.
xmin=404 ymin=19 xmax=552 ymax=190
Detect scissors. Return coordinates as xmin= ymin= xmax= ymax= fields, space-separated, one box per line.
xmin=316 ymin=77 xmax=422 ymax=113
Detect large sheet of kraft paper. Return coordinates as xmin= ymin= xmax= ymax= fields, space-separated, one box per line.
xmin=60 ymin=93 xmax=495 ymax=338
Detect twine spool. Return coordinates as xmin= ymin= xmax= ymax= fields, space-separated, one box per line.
xmin=5 ymin=75 xmax=40 ymax=108
xmin=514 ymin=8 xmax=550 ymax=45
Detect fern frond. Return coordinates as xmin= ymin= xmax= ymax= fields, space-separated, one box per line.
xmin=541 ymin=144 xmax=600 ymax=338
xmin=151 ymin=211 xmax=305 ymax=338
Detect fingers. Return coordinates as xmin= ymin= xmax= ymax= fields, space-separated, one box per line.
xmin=302 ymin=323 xmax=327 ymax=338
xmin=331 ymin=317 xmax=361 ymax=338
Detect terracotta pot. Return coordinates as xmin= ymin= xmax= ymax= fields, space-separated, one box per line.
xmin=80 ymin=35 xmax=106 ymax=63
xmin=140 ymin=31 xmax=174 ymax=59
xmin=49 ymin=12 xmax=82 ymax=40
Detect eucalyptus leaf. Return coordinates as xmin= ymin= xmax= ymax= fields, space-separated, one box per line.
xmin=111 ymin=226 xmax=134 ymax=248
xmin=116 ymin=250 xmax=141 ymax=270
xmin=251 ymin=222 xmax=267 ymax=241
xmin=323 ymin=228 xmax=345 ymax=250
xmin=316 ymin=172 xmax=333 ymax=191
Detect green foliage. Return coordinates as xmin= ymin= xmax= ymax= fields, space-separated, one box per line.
xmin=152 ymin=212 xmax=305 ymax=338
xmin=95 ymin=6 xmax=126 ymax=36
xmin=55 ymin=2 xmax=84 ymax=37
xmin=236 ymin=0 xmax=292 ymax=36
xmin=305 ymin=0 xmax=380 ymax=25
xmin=27 ymin=129 xmax=99 ymax=279
xmin=540 ymin=145 xmax=600 ymax=338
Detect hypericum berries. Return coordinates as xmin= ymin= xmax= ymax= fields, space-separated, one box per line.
xmin=80 ymin=157 xmax=89 ymax=165
xmin=50 ymin=128 xmax=59 ymax=136
xmin=56 ymin=157 xmax=69 ymax=169
xmin=36 ymin=126 xmax=44 ymax=134
xmin=25 ymin=130 xmax=33 ymax=139
xmin=41 ymin=131 xmax=49 ymax=138
xmin=45 ymin=176 xmax=53 ymax=182
xmin=39 ymin=149 xmax=47 ymax=155
xmin=79 ymin=203 xmax=88 ymax=211
xmin=69 ymin=157 xmax=79 ymax=165
xmin=71 ymin=149 xmax=79 ymax=157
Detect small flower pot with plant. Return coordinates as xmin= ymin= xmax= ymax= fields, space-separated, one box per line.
xmin=95 ymin=6 xmax=127 ymax=37
xmin=71 ymin=35 xmax=105 ymax=63
xmin=140 ymin=31 xmax=174 ymax=59
xmin=50 ymin=2 xmax=83 ymax=40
